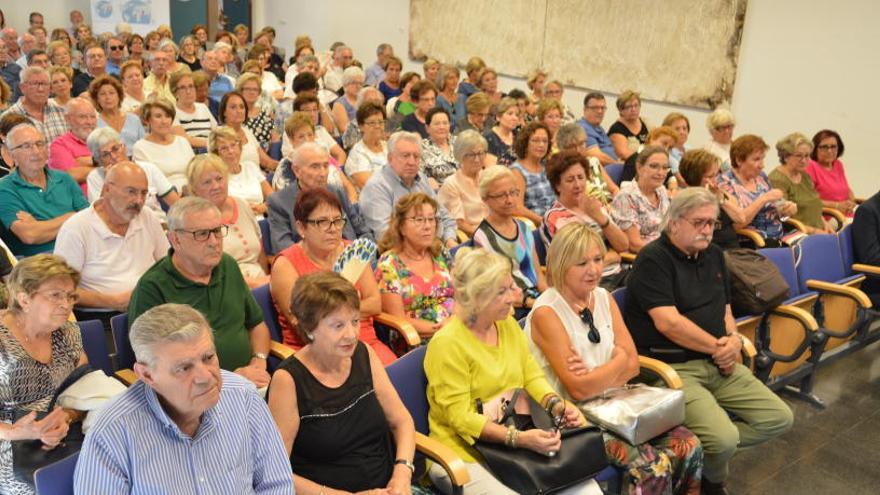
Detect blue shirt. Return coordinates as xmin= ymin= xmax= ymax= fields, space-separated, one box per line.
xmin=365 ymin=62 xmax=385 ymax=87
xmin=209 ymin=74 xmax=235 ymax=104
xmin=0 ymin=167 xmax=88 ymax=256
xmin=577 ymin=118 xmax=618 ymax=162
xmin=98 ymin=113 xmax=145 ymax=155
xmin=74 ymin=370 xmax=294 ymax=495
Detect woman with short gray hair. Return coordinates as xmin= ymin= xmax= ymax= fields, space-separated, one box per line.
xmin=768 ymin=132 xmax=833 ymax=233
xmin=331 ymin=66 xmax=365 ymax=135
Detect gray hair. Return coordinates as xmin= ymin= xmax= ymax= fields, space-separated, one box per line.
xmin=453 ymin=129 xmax=488 ymax=162
xmin=167 ymin=196 xmax=220 ymax=232
xmin=130 ymin=303 xmax=212 ymax=367
xmin=5 ymin=123 xmax=40 ymax=149
xmin=18 ymin=32 xmax=35 ymax=45
xmin=775 ymin=132 xmax=812 ymax=163
xmin=355 ymin=86 xmax=383 ymax=107
xmin=435 ymin=64 xmax=460 ymax=92
xmin=478 ymin=164 xmax=515 ymax=199
xmin=375 ymin=43 xmax=392 ymax=56
xmin=213 ymin=40 xmax=231 ymax=52
xmin=333 ymin=44 xmax=350 ymax=57
xmin=556 ymin=123 xmax=586 ymax=149
xmin=65 ymin=96 xmax=94 ymax=114
xmin=342 ymin=66 xmax=365 ymax=86
xmin=158 ymin=38 xmax=178 ymax=55
xmin=291 ymin=141 xmax=327 ymax=167
xmin=662 ymin=187 xmax=718 ymax=233
xmin=387 ymin=131 xmax=421 ymax=160
xmin=296 ymin=54 xmax=318 ymax=69
xmin=706 ymin=108 xmax=735 ymax=131
xmin=19 ymin=65 xmax=47 ymax=83
xmin=87 ymin=127 xmax=123 ymax=164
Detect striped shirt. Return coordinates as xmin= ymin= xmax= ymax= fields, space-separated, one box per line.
xmin=74 ymin=370 xmax=294 ymax=494
xmin=174 ymin=102 xmax=218 ymax=139
xmin=2 ymin=99 xmax=69 ymax=144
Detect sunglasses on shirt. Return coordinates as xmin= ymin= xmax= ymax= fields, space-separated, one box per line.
xmin=579 ymin=308 xmax=601 ymax=344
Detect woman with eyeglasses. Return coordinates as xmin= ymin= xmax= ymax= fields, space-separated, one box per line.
xmin=610 ymin=146 xmax=671 ymax=253
xmin=525 ymin=223 xmax=703 ymax=495
xmin=171 ymin=72 xmax=216 ymax=150
xmin=0 ymin=254 xmax=89 ymax=495
xmin=187 ymin=154 xmax=269 ymax=288
xmin=420 ymin=108 xmax=457 ymax=185
xmin=345 ymin=102 xmax=388 ymax=190
xmin=437 ymin=130 xmax=489 ymax=237
xmin=376 ymin=193 xmax=454 ymax=341
xmin=473 ymin=165 xmax=547 ymax=319
xmin=768 ymin=133 xmax=834 ymax=234
xmin=207 ymin=126 xmax=272 ymax=217
xmin=806 ymin=129 xmax=857 ymax=217
xmin=270 ymin=188 xmax=396 ymax=364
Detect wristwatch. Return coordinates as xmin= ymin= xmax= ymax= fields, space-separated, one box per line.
xmin=252 ymin=352 xmax=268 ymax=360
xmin=394 ymin=458 xmax=415 ymax=474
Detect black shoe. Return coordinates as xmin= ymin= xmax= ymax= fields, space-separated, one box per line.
xmin=701 ymin=479 xmax=729 ymax=495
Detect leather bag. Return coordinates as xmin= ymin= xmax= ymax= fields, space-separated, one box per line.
xmin=579 ymin=383 xmax=685 ymax=445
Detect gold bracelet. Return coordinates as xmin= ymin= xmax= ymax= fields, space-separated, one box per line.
xmin=318 ymin=485 xmax=325 ymax=495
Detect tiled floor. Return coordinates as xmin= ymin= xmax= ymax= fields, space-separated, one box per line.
xmin=727 ymin=339 xmax=880 ymax=494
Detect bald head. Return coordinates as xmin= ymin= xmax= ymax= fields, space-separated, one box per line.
xmin=105 ymin=160 xmax=147 ymax=184
xmin=103 ymin=161 xmax=148 ymax=222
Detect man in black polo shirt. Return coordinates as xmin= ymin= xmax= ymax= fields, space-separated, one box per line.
xmin=625 ymin=187 xmax=793 ymax=495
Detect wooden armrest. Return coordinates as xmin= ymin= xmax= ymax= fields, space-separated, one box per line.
xmin=456 ymin=229 xmax=469 ymax=244
xmin=514 ymin=216 xmax=537 ymax=229
xmin=115 ymin=369 xmax=137 ymax=386
xmin=852 ymin=263 xmax=880 ymax=276
xmin=784 ymin=218 xmax=809 ymax=233
xmin=374 ymin=312 xmax=421 ymax=347
xmin=637 ymin=355 xmax=683 ymax=389
xmin=269 ymin=341 xmax=295 ymax=361
xmin=619 ymin=252 xmax=637 ymax=264
xmin=770 ymin=304 xmax=820 ymax=331
xmin=741 ymin=334 xmax=757 ymax=360
xmin=415 ymin=432 xmax=470 ymax=486
xmin=855 ymin=197 xmax=865 ymax=204
xmin=822 ymin=207 xmax=847 ymax=226
xmin=806 ymin=279 xmax=872 ymax=308
xmin=736 ymin=228 xmax=765 ymax=248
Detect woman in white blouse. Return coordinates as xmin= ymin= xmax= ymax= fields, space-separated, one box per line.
xmin=218 ymin=90 xmax=279 ymax=172
xmin=344 ymin=101 xmax=388 ymax=190
xmin=208 ymin=126 xmax=273 ymax=216
xmin=131 ymin=98 xmax=195 ymax=191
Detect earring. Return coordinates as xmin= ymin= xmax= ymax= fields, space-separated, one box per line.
xmin=306 ymin=333 xmax=314 ymax=341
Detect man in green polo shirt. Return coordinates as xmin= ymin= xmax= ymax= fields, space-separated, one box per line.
xmin=0 ymin=124 xmax=88 ymax=256
xmin=128 ymin=196 xmax=271 ymax=388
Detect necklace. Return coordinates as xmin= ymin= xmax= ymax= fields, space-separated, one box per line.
xmin=400 ymin=247 xmax=428 ymax=262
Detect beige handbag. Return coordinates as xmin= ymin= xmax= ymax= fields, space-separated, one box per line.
xmin=578 ymin=384 xmax=685 ymax=445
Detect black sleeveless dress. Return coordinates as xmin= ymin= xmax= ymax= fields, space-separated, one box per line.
xmin=281 ymin=342 xmax=394 ymax=492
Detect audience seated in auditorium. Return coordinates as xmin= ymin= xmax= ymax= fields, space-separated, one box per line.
xmin=201 ymin=49 xmax=235 ymax=106
xmin=376 ymin=193 xmax=454 ymax=340
xmin=455 ymin=91 xmax=491 ymax=135
xmin=344 ymin=101 xmax=388 ymax=189
xmin=103 ymin=35 xmax=125 ymax=76
xmin=132 ymin=97 xmax=195 ymax=191
xmin=119 ymin=60 xmax=146 ymax=114
xmin=576 ymin=92 xmax=618 ymax=165
xmin=611 ymin=146 xmax=671 ymax=253
xmin=457 ymin=56 xmax=485 ymax=99
xmin=218 ymin=90 xmax=278 ymax=172
xmin=769 ymin=132 xmax=834 ymax=234
xmin=678 ymin=149 xmax=745 ymax=251
xmin=542 ymin=151 xmax=629 ymax=290
xmin=270 ymin=188 xmax=396 ymax=363
xmin=128 ymin=196 xmax=272 ymax=388
xmin=436 ymin=63 xmax=466 ymax=127
xmin=543 ymin=79 xmax=576 ymax=124
xmin=663 ymin=112 xmax=691 ymax=180
xmin=322 ymin=44 xmax=352 ymax=94
xmin=536 ymin=98 xmax=564 ymax=152
xmin=330 ymin=66 xmax=365 ymax=135
xmin=71 ymin=44 xmax=106 ymax=97
xmin=47 ymin=97 xmax=97 ymax=195
xmin=91 ymin=74 xmax=145 ymax=154
xmin=477 ymin=67 xmax=503 ymax=108
xmin=807 ymin=129 xmax=857 ymax=217
xmin=237 ymin=69 xmax=279 ymax=147
xmin=0 ymin=123 xmax=87 ymax=256
xmin=55 ymin=161 xmax=168 ymax=330
xmin=187 ymin=154 xmax=269 ymax=288
xmin=268 ymin=142 xmax=369 ymax=253
xmin=608 ymin=90 xmax=649 ymax=161
xmin=267 ymin=272 xmax=425 ymax=494
xmin=510 ymin=121 xmax=554 ymax=224
xmin=360 ymin=131 xmax=458 ymax=245
xmin=378 ymin=54 xmax=403 ymax=101
xmin=0 ymin=112 xmax=29 ymax=177
xmin=387 ymin=71 xmax=421 ymax=123
xmin=527 ymin=223 xmax=703 ymax=494
xmin=718 ymin=134 xmax=796 ymax=246
xmin=3 ymin=66 xmax=68 ymax=143
xmin=280 ymin=93 xmax=346 ymax=165
xmin=424 ymin=247 xmax=596 ymax=494
xmin=483 ymin=96 xmax=519 ymax=166
xmin=420 ymin=107 xmax=457 ymax=185
xmin=401 ymin=80 xmax=437 ymax=139
xmin=0 ymin=254 xmax=87 ymax=495
xmin=437 ymin=129 xmax=489 ymax=236
xmin=365 ymin=42 xmax=393 ymax=87
xmin=556 ymin=123 xmax=617 ymax=201
xmin=0 ymin=38 xmax=23 ymax=98
xmin=74 ymin=304 xmax=293 ymax=494
xmin=704 ymin=108 xmax=736 ymax=172
xmin=208 ymin=126 xmax=272 ymax=216
xmin=619 ymin=126 xmax=678 ymax=185
xmin=474 ymin=165 xmax=548 ymax=319
xmin=47 ymin=65 xmax=73 ymax=108
xmin=171 ymin=71 xmax=217 ymax=149
xmin=339 ymin=85 xmax=384 ymax=151
xmin=142 ymin=48 xmax=176 ymax=104
xmin=624 ymin=188 xmax=793 ymax=495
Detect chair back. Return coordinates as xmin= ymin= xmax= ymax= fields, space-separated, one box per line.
xmin=268 ymin=141 xmax=282 ymax=160
xmin=605 ymin=163 xmax=624 ymax=185
xmin=611 ymin=287 xmax=627 ymax=312
xmin=77 ymin=319 xmax=114 ymax=376
xmin=385 ymin=346 xmax=430 ymax=435
xmin=795 ymin=234 xmax=846 ymax=292
xmin=758 ymin=247 xmax=802 ymax=297
xmin=449 ymin=238 xmax=473 ymax=259
xmin=33 ymin=451 xmax=79 ymax=495
xmin=252 ymin=284 xmax=283 ymax=343
xmin=110 ymin=313 xmax=134 ymax=370
xmin=838 ymin=223 xmax=855 ymax=275
xmin=258 ymin=218 xmax=273 ymax=256
xmin=533 ymin=228 xmax=547 ymax=266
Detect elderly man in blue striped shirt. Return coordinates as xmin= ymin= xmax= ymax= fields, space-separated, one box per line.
xmin=74 ymin=304 xmax=294 ymax=494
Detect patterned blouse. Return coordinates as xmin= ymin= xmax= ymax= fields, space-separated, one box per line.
xmin=244 ymin=109 xmax=275 ymax=149
xmin=473 ymin=219 xmax=541 ymax=297
xmin=610 ymin=180 xmax=670 ymax=244
xmin=718 ymin=170 xmax=784 ymax=240
xmin=375 ymin=250 xmax=454 ymax=326
xmin=510 ymin=161 xmax=556 ymax=217
xmin=420 ymin=135 xmax=458 ymax=184
xmin=483 ymin=129 xmax=517 ymax=166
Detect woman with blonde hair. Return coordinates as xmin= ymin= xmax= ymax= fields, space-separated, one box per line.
xmin=703 ymin=108 xmax=736 ymax=172
xmin=662 ymin=112 xmax=690 ymax=178
xmin=435 ymin=64 xmax=465 ymax=126
xmin=48 ymin=65 xmax=74 ymax=108
xmin=237 ymin=72 xmax=278 ymax=150
xmin=376 ymin=193 xmax=454 ymax=339
xmin=208 ymin=126 xmax=272 ymax=215
xmin=458 ymin=56 xmax=486 ymax=98
xmin=537 ymin=98 xmax=565 ymax=152
xmin=527 ymin=68 xmax=548 ymax=101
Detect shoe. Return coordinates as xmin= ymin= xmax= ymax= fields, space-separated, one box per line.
xmin=701 ymin=479 xmax=729 ymax=495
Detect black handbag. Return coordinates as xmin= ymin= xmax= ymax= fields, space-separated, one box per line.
xmin=10 ymin=364 xmax=94 ymax=485
xmin=473 ymin=389 xmax=608 ymax=495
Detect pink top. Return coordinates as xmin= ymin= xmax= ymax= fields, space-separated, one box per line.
xmin=48 ymin=132 xmax=91 ymax=196
xmin=805 ymin=159 xmax=850 ymax=202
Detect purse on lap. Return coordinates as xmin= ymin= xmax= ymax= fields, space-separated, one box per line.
xmin=473 ymin=389 xmax=608 ymax=495
xmin=578 ymin=383 xmax=685 ymax=445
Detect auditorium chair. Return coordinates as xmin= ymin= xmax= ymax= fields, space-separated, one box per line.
xmin=33 ymin=451 xmax=79 ymax=495
xmin=77 ymin=319 xmax=115 ymax=376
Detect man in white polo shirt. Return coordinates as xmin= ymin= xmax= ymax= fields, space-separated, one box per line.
xmin=54 ymin=161 xmax=169 ymax=330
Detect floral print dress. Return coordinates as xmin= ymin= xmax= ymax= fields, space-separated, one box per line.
xmin=375 ymin=250 xmax=455 ymax=339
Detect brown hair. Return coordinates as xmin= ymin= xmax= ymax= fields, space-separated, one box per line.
xmin=678 ymin=149 xmax=721 ymax=187
xmin=514 ymin=121 xmax=551 ymax=160
xmin=378 ymin=193 xmax=442 ymax=257
xmin=646 ymin=126 xmax=679 ymax=144
xmin=546 ymin=150 xmax=590 ymax=195
xmin=289 ymin=271 xmax=360 ymax=340
xmin=283 ymin=112 xmax=314 ymax=139
xmin=410 ymin=80 xmax=437 ymax=101
xmin=88 ymin=74 xmax=124 ymax=111
xmin=293 ymin=188 xmax=343 ymax=229
xmin=139 ymin=97 xmax=176 ymax=125
xmin=218 ymin=91 xmax=248 ymax=125
xmin=729 ymin=134 xmax=769 ymax=169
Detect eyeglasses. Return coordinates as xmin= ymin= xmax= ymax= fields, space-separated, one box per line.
xmin=108 ymin=45 xmax=124 ymax=51
xmin=99 ymin=143 xmax=124 ymax=161
xmin=586 ymin=105 xmax=607 ymax=111
xmin=405 ymin=216 xmax=439 ymax=226
xmin=10 ymin=140 xmax=48 ymax=152
xmin=817 ymin=144 xmax=838 ymax=151
xmin=176 ymin=84 xmax=195 ymax=91
xmin=35 ymin=289 xmax=79 ymax=305
xmin=175 ymin=225 xmax=229 ymax=241
xmin=579 ymin=308 xmax=601 ymax=344
xmin=790 ymin=153 xmax=809 ymax=161
xmin=464 ymin=150 xmax=487 ymax=160
xmin=645 ymin=162 xmax=672 ymax=172
xmin=683 ymin=217 xmax=722 ymax=231
xmin=26 ymin=81 xmax=50 ymax=88
xmin=305 ymin=217 xmax=347 ymax=231
xmin=486 ymin=189 xmax=521 ymax=200
xmin=363 ymin=119 xmax=385 ymax=127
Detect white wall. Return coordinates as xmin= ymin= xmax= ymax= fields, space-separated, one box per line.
xmin=3 ymin=0 xmax=91 ymax=35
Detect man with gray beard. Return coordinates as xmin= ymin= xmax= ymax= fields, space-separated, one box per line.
xmin=54 ymin=161 xmax=169 ymax=330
